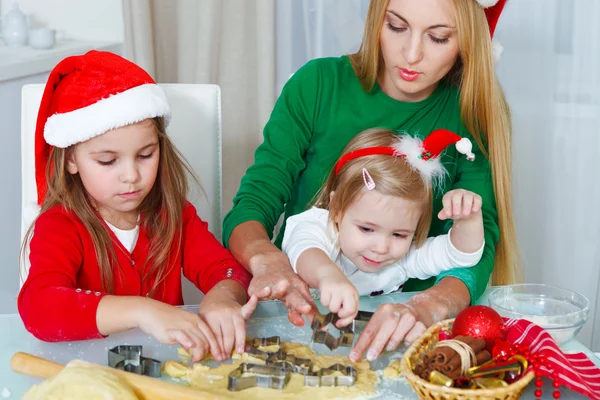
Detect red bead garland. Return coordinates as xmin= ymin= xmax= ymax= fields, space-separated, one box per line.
xmin=492 ymin=341 xmax=561 ymax=399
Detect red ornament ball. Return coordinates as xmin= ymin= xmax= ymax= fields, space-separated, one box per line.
xmin=452 ymin=305 xmax=506 ymax=351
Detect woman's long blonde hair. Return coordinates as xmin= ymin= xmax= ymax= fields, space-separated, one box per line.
xmin=314 ymin=128 xmax=433 ymax=247
xmin=21 ymin=117 xmax=197 ymax=294
xmin=348 ymin=0 xmax=522 ymax=285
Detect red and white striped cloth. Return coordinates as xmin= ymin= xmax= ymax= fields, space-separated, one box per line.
xmin=504 ymin=318 xmax=600 ymax=399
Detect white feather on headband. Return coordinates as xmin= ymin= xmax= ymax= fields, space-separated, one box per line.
xmin=476 ymin=0 xmax=499 ymax=8
xmin=393 ymin=135 xmax=447 ymax=185
xmin=392 ymin=132 xmax=475 ymax=190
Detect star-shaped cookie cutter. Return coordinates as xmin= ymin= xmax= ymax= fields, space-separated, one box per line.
xmin=108 ymin=345 xmax=161 ymax=377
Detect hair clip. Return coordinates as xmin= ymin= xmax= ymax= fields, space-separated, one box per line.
xmin=362 ymin=168 xmax=376 ymax=191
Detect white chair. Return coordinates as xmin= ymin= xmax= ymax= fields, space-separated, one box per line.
xmin=20 ymin=84 xmax=223 ymax=305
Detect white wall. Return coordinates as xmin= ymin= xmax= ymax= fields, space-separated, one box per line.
xmin=1 ymin=0 xmax=124 ymax=42
xmin=0 ymin=0 xmax=124 ymax=314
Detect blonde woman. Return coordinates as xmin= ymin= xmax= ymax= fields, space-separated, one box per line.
xmin=224 ymin=0 xmax=520 ymax=362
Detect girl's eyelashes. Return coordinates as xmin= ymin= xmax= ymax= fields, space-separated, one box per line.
xmin=393 ymin=233 xmax=408 ymax=239
xmin=358 ymin=226 xmax=373 ymax=233
xmin=97 ymin=159 xmax=116 ymax=166
xmin=95 ymin=151 xmax=154 ymax=166
xmin=385 ymin=22 xmax=450 ymax=44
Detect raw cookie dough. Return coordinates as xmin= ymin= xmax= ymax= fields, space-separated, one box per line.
xmin=382 ymin=359 xmax=402 ymax=378
xmin=165 ymin=342 xmax=378 ymax=399
xmin=22 ymin=365 xmax=138 ymax=400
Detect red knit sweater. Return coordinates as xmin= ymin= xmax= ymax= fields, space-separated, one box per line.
xmin=18 ymin=202 xmax=251 ymax=342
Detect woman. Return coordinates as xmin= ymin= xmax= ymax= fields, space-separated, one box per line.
xmin=224 ymin=0 xmax=520 ymax=362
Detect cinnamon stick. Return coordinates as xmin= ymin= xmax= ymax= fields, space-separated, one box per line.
xmin=433 ymin=335 xmax=474 ymax=366
xmin=444 ymin=350 xmax=492 ymax=380
xmin=442 ymin=337 xmax=486 ymax=374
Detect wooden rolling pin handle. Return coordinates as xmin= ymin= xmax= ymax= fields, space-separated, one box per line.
xmin=10 ymin=352 xmax=224 ymax=400
xmin=10 ymin=352 xmax=64 ymax=380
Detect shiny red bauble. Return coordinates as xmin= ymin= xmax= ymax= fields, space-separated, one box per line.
xmin=452 ymin=305 xmax=506 ymax=351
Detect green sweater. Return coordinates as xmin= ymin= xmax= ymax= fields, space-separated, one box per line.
xmin=223 ymin=56 xmax=499 ymax=303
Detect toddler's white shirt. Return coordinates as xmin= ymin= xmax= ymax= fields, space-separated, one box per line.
xmin=282 ymin=207 xmax=484 ymax=296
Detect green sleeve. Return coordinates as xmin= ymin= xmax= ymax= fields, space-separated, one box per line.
xmin=222 ymin=60 xmax=321 ymax=247
xmin=435 ymin=135 xmax=499 ymax=304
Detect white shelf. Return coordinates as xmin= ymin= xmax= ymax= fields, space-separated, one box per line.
xmin=0 ymin=39 xmax=123 ymax=82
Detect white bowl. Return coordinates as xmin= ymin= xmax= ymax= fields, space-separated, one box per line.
xmin=488 ymin=284 xmax=589 ymax=344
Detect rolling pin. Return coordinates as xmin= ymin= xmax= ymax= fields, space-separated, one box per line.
xmin=11 ymin=352 xmax=227 ymax=400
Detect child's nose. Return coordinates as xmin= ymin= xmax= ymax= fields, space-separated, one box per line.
xmin=372 ymin=238 xmax=390 ymax=254
xmin=121 ymin=161 xmax=141 ymax=183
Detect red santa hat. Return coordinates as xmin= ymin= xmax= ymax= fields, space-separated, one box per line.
xmin=478 ymin=0 xmax=508 ymax=60
xmin=479 ymin=0 xmax=507 ymax=37
xmin=34 ymin=50 xmax=171 ymax=206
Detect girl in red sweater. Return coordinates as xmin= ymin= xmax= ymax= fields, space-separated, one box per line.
xmin=18 ymin=51 xmax=255 ymax=363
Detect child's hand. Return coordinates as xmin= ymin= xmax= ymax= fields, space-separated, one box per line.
xmin=438 ymin=189 xmax=482 ymax=220
xmin=198 ymin=281 xmax=258 ymax=360
xmin=136 ymin=298 xmax=223 ymax=362
xmin=319 ymin=274 xmax=359 ymax=328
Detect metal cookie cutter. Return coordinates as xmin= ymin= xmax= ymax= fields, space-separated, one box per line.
xmin=227 ymin=363 xmax=291 ymax=391
xmin=304 ymin=363 xmax=358 ymax=387
xmin=311 ymin=311 xmax=374 ymax=351
xmin=245 ymin=335 xmax=280 ymax=349
xmin=245 ymin=336 xmax=313 ymax=375
xmin=108 ymin=345 xmax=161 ymax=377
xmin=247 ymin=347 xmax=313 ymax=375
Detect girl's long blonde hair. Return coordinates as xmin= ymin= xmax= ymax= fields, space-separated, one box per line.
xmin=348 ymin=0 xmax=522 ymax=285
xmin=314 ymin=128 xmax=433 ymax=247
xmin=21 ymin=117 xmax=197 ymax=295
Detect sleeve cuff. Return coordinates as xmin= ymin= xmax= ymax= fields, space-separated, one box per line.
xmin=446 ymin=228 xmax=485 ymax=266
xmin=435 ymin=269 xmax=482 ymax=305
xmin=203 ymin=262 xmax=252 ymax=293
xmin=223 ymin=210 xmax=273 ymax=248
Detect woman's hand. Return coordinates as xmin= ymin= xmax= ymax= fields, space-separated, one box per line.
xmin=229 ymin=222 xmax=318 ymax=327
xmin=349 ymin=277 xmax=470 ymax=362
xmin=198 ymin=280 xmax=258 ymax=360
xmin=248 ymin=250 xmax=317 ymax=326
xmin=349 ymin=303 xmax=425 ymax=362
xmin=135 ymin=298 xmax=223 ymax=363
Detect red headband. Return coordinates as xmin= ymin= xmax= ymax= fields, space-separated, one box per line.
xmin=334 ymin=129 xmax=475 ymax=180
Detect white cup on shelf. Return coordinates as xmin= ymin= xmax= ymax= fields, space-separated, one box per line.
xmin=28 ymin=28 xmax=64 ymax=50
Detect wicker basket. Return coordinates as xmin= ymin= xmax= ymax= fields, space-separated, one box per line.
xmin=400 ymin=319 xmax=534 ymax=400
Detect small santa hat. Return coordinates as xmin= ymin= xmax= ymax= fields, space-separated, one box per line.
xmin=34 ymin=50 xmax=171 ymax=206
xmin=392 ymin=129 xmax=474 ymax=184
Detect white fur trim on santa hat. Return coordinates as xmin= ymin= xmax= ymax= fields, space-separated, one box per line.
xmin=44 ymin=83 xmax=171 ymax=148
xmin=393 ymin=136 xmax=448 ymax=188
xmin=476 ymin=0 xmax=499 ymax=8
